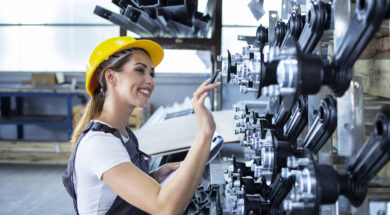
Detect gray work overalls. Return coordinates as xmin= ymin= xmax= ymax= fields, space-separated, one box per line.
xmin=62 ymin=121 xmax=150 ymax=215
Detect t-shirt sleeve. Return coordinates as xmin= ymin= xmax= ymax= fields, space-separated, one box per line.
xmin=83 ymin=132 xmax=131 ymax=180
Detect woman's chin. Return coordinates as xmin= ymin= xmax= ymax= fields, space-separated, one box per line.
xmin=137 ymin=101 xmax=149 ymax=108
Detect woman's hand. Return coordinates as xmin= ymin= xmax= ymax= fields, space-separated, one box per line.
xmin=150 ymin=162 xmax=180 ymax=183
xmin=192 ymin=78 xmax=221 ymax=137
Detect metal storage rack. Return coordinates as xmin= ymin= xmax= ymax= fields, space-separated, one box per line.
xmin=0 ymin=87 xmax=86 ymax=140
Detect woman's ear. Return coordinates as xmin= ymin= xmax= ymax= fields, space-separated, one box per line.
xmin=105 ymin=69 xmax=117 ymax=87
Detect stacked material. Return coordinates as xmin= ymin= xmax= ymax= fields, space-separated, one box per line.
xmin=94 ymin=0 xmax=214 ymax=38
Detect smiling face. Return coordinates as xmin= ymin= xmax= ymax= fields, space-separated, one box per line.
xmin=109 ymin=50 xmax=155 ymax=108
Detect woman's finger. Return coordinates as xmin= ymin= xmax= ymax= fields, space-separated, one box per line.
xmin=195 ymin=82 xmax=221 ymax=97
xmin=200 ymin=78 xmax=211 ymax=87
xmin=168 ymin=162 xmax=180 ymax=170
xmin=198 ymin=92 xmax=208 ymax=105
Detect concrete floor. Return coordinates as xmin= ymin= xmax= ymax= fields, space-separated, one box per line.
xmin=0 ymin=144 xmax=246 ymax=215
xmin=0 ymin=164 xmax=74 ymax=215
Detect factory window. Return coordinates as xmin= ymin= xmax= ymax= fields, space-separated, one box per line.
xmin=0 ymin=0 xmax=209 ymax=74
xmin=0 ymin=0 xmax=122 ymax=72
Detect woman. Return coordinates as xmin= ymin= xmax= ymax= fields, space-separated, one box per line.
xmin=62 ymin=36 xmax=221 ymax=215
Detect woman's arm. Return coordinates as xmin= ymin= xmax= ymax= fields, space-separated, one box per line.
xmin=103 ymin=79 xmax=221 ymax=215
xmin=149 ymin=162 xmax=180 ymax=183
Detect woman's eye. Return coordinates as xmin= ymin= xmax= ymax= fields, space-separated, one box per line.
xmin=150 ymin=73 xmax=155 ymax=78
xmin=136 ymin=68 xmax=144 ymax=73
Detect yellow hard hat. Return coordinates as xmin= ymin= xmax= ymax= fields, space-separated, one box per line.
xmin=85 ymin=36 xmax=164 ymax=96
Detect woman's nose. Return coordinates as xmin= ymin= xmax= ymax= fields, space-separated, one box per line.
xmin=145 ymin=73 xmax=154 ymax=85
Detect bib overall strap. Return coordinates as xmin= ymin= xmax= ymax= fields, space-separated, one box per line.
xmin=62 ymin=121 xmax=95 ymax=214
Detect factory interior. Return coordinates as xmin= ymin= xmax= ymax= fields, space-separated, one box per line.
xmin=1 ymin=0 xmax=390 ymax=214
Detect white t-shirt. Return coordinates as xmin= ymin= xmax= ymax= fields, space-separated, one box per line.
xmin=74 ymin=120 xmax=132 ymax=215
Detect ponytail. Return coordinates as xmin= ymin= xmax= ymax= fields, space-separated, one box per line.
xmin=71 ymin=91 xmax=105 ymax=150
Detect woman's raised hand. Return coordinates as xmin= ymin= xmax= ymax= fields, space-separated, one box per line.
xmin=192 ymin=78 xmax=221 ymax=137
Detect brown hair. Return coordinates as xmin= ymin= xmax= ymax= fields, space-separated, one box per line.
xmin=71 ymin=48 xmax=150 ymax=150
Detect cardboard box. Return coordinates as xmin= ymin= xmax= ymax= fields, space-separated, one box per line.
xmin=32 ymin=73 xmax=56 ymax=86
xmin=128 ymin=104 xmax=153 ymax=130
xmin=72 ymin=104 xmax=86 ymax=129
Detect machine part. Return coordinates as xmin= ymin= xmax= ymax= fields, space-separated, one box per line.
xmin=276 ymin=37 xmax=324 ymax=111
xmin=250 ymin=131 xmax=293 ymax=186
xmin=302 ymin=95 xmax=337 ymax=153
xmin=257 ymin=19 xmax=295 ymax=99
xmin=258 ymin=5 xmax=327 ymax=99
xmin=284 ymin=95 xmax=308 ymax=141
xmin=98 ymin=0 xmax=210 ymax=38
xmin=185 ymin=185 xmax=222 ymax=215
xmin=112 ymin=0 xmax=140 ymax=10
xmin=272 ymin=21 xmax=287 ymax=48
xmin=276 ymin=0 xmax=390 ymax=111
xmin=282 ymin=105 xmax=390 ymax=214
xmin=227 ymin=50 xmax=238 ymax=83
xmin=297 ymin=0 xmax=331 ymax=53
xmin=124 ymin=5 xmax=162 ymax=35
xmin=166 ymin=20 xmax=195 ymax=37
xmin=234 ymin=120 xmax=261 ymax=135
xmin=254 ymin=25 xmax=268 ymax=63
xmin=227 ymin=176 xmax=270 ymax=200
xmin=343 ymin=105 xmax=390 ymax=206
xmin=280 ymin=151 xmax=320 ymax=215
xmin=94 ymin=5 xmax=153 ymax=36
xmin=268 ymin=174 xmax=295 ymax=214
xmin=281 ymin=10 xmax=305 ymax=48
xmin=235 ymin=193 xmax=269 ymax=215
xmin=157 ymin=0 xmax=197 ymax=23
xmin=274 ymin=103 xmax=292 ymax=137
xmin=135 ymin=0 xmax=159 ymax=7
xmin=256 ymin=61 xmax=277 ymax=99
xmin=185 ymin=172 xmax=223 ymax=215
xmin=224 ymin=155 xmax=253 ymax=179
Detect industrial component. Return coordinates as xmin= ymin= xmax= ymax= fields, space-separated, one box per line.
xmin=94 ymin=0 xmax=214 ymax=38
xmin=301 ymin=95 xmax=337 ymax=153
xmin=169 ymin=0 xmax=390 ymax=214
xmin=254 ymin=25 xmax=268 ymax=63
xmin=271 ymin=21 xmax=287 ymax=48
xmin=260 ymin=0 xmax=331 ymax=99
xmin=297 ymin=0 xmax=331 ymax=53
xmin=274 ymin=0 xmax=390 ymax=111
xmin=284 ymin=95 xmax=307 ymax=141
xmin=282 ymin=105 xmax=390 ymax=214
xmin=280 ymin=10 xmax=305 ymax=47
xmin=94 ymin=5 xmax=155 ymax=36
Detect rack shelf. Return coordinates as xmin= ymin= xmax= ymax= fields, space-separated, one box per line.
xmin=0 ymin=89 xmax=86 ymax=140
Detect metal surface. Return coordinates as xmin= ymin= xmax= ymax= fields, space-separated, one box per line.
xmin=333 ymin=0 xmax=363 ymax=158
xmin=333 ymin=0 xmax=351 ymax=51
xmin=210 ymin=155 xmax=227 ymax=185
xmin=337 ymin=76 xmax=364 ymax=157
xmin=268 ymin=11 xmax=278 ymax=43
